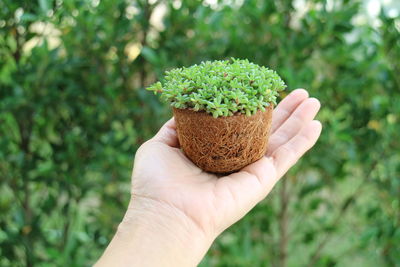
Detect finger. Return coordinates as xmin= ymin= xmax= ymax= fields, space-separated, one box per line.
xmin=151 ymin=118 xmax=180 ymax=147
xmin=267 ymin=98 xmax=320 ymax=155
xmin=212 ymin=119 xmax=322 ymax=229
xmin=241 ymin=156 xmax=278 ymax=187
xmin=271 ymin=89 xmax=309 ymax=134
xmin=214 ymin=159 xmax=277 ymax=232
xmin=272 ymin=120 xmax=322 ymax=178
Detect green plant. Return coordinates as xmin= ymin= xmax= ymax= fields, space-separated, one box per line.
xmin=147 ymin=58 xmax=286 ymax=118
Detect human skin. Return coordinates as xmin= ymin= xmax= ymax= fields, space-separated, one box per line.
xmin=95 ymin=89 xmax=322 ymax=267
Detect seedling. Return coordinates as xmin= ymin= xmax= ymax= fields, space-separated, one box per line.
xmin=147 ymin=58 xmax=286 ymax=118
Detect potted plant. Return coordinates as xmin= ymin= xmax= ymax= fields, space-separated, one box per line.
xmin=147 ymin=58 xmax=286 ymax=174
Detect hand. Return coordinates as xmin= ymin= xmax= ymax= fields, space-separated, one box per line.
xmin=96 ymin=89 xmax=321 ymax=267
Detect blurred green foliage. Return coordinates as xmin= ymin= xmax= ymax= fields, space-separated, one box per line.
xmin=0 ymin=0 xmax=399 ymax=266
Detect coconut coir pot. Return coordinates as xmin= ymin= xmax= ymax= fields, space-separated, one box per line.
xmin=173 ymin=105 xmax=273 ymax=174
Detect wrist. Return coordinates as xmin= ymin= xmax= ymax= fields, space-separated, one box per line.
xmin=96 ymin=195 xmax=215 ymax=267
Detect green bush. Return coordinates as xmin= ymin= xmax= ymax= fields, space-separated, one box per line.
xmin=1 ymin=0 xmax=399 ymax=266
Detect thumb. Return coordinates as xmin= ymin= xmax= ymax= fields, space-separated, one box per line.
xmin=151 ymin=118 xmax=180 ymax=148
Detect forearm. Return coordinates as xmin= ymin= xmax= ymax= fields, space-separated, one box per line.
xmin=95 ymin=197 xmax=214 ymax=267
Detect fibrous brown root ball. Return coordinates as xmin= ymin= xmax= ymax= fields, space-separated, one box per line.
xmin=173 ymin=105 xmax=273 ymax=174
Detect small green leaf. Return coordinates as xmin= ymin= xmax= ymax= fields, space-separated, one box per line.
xmin=141 ymin=46 xmax=159 ymax=65
xmin=145 ymin=58 xmax=286 ymax=117
xmin=39 ymin=0 xmax=50 ymax=12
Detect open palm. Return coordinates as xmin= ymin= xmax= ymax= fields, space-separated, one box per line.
xmin=131 ymin=89 xmax=321 ymax=239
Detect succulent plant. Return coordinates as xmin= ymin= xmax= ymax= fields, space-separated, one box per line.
xmin=147 ymin=58 xmax=286 ymax=118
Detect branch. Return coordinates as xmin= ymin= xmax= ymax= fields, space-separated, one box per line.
xmin=308 ymin=158 xmax=380 ymax=265
xmin=138 ymin=1 xmax=156 ymax=88
xmin=16 ymin=113 xmax=34 ymax=267
xmin=278 ymin=177 xmax=290 ymax=267
xmin=11 ymin=25 xmax=21 ymax=63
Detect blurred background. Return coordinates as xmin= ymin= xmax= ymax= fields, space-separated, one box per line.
xmin=0 ymin=0 xmax=399 ymax=266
